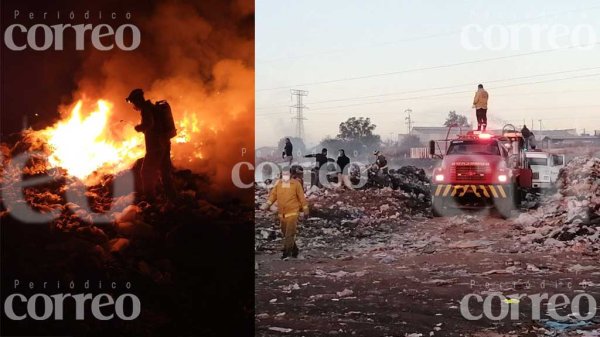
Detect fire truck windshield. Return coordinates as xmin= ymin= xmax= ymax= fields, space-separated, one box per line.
xmin=447 ymin=141 xmax=500 ymax=155
xmin=527 ymin=157 xmax=548 ymax=166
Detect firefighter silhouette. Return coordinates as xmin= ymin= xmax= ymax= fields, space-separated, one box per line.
xmin=126 ymin=88 xmax=177 ymax=200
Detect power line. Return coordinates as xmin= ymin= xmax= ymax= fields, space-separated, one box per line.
xmin=501 ymin=104 xmax=600 ymax=112
xmin=499 ymin=113 xmax=600 ymax=122
xmin=309 ymin=66 xmax=600 ymax=105
xmin=306 ymin=73 xmax=600 ymax=113
xmin=256 ymin=73 xmax=600 ymax=117
xmin=256 ymin=87 xmax=600 ymax=112
xmin=256 ymin=41 xmax=600 ymax=92
xmin=256 ymin=66 xmax=600 ymax=110
xmin=309 ymin=73 xmax=600 ymax=111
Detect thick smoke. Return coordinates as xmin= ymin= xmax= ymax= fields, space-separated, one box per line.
xmin=61 ymin=0 xmax=254 ymax=194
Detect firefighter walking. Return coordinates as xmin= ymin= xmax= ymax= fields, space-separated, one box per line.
xmin=261 ymin=168 xmax=309 ymax=259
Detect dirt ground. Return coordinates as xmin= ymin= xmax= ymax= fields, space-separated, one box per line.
xmin=255 ymin=189 xmax=600 ymax=336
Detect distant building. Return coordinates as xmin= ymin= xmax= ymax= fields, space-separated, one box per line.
xmin=534 ymin=129 xmax=578 ymax=139
xmin=410 ymin=147 xmax=430 ymax=159
xmin=410 ymin=126 xmax=479 ymax=142
xmin=541 ymin=135 xmax=600 ymax=149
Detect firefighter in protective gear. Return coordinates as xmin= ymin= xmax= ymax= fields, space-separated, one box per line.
xmin=126 ymin=88 xmax=176 ymax=200
xmin=472 ymin=84 xmax=489 ymax=131
xmin=261 ymin=169 xmax=309 ymax=259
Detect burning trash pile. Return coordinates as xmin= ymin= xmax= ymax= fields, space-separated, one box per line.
xmin=1 ymin=136 xmax=253 ymax=333
xmin=255 ymin=170 xmax=431 ymax=256
xmin=350 ymin=164 xmax=431 ymax=197
xmin=1 ymin=133 xmax=243 ymax=260
xmin=512 ymin=156 xmax=600 ymax=253
xmin=388 ymin=166 xmax=430 ymax=197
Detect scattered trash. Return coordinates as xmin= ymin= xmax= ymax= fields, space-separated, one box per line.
xmin=568 ymin=264 xmax=598 ymax=273
xmin=255 ymin=175 xmax=430 ymax=253
xmin=510 ymin=157 xmax=600 ymax=252
xmin=255 ymin=159 xmax=600 ymax=336
xmin=541 ymin=319 xmax=592 ymax=332
xmin=448 ymin=240 xmax=493 ymax=249
xmin=336 ymin=288 xmax=354 ymax=298
xmin=422 ymin=279 xmax=455 ymax=286
xmin=268 ymin=327 xmax=293 ymax=333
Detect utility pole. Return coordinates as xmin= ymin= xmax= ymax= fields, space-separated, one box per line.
xmin=290 ymin=89 xmax=308 ymax=140
xmin=405 ymin=108 xmax=413 ymax=134
xmin=538 ymin=119 xmax=542 ymax=132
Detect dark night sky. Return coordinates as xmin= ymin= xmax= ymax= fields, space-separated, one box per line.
xmin=0 ymin=0 xmax=253 ymax=142
xmin=0 ymin=0 xmax=164 ymax=141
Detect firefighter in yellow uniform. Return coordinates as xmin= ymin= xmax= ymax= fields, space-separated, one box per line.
xmin=261 ymin=169 xmax=309 ymax=259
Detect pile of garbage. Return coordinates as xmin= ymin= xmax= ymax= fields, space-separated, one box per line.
xmin=388 ymin=166 xmax=430 ymax=197
xmin=1 ymin=142 xmax=254 ymax=334
xmin=513 ymin=156 xmax=600 ymax=252
xmin=349 ymin=164 xmax=431 ymax=196
xmin=255 ymin=175 xmax=430 ymax=254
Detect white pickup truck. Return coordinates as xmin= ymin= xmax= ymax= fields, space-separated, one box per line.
xmin=524 ymin=151 xmax=565 ymax=190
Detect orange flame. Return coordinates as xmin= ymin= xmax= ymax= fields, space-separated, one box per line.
xmin=31 ymin=98 xmax=207 ymax=183
xmin=36 ymin=100 xmax=144 ymax=180
xmin=175 ymin=111 xmax=200 ymax=144
xmin=173 ymin=111 xmax=205 ymax=162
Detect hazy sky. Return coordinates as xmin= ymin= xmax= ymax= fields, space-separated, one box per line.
xmin=256 ymin=0 xmax=600 ymax=148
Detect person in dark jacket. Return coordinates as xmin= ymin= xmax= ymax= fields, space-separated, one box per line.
xmin=521 ymin=125 xmax=534 ymax=150
xmin=304 ymin=148 xmax=334 ymax=187
xmin=282 ymin=138 xmax=293 ymax=165
xmin=373 ymin=150 xmax=388 ymax=175
xmin=126 ymin=88 xmax=175 ymax=200
xmin=521 ymin=125 xmax=531 ymax=138
xmin=336 ymin=149 xmax=350 ymax=189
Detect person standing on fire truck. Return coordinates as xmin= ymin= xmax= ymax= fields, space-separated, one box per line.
xmin=261 ymin=167 xmax=309 ymax=259
xmin=520 ymin=125 xmax=537 ymax=150
xmin=472 ymin=84 xmax=489 ymax=131
xmin=126 ymin=88 xmax=176 ymax=200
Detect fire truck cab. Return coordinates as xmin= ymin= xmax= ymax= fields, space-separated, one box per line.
xmin=429 ymin=128 xmax=532 ymax=218
xmin=524 ymin=150 xmax=565 ymax=191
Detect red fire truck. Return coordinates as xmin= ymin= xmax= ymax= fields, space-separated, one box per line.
xmin=429 ymin=126 xmax=532 ymax=218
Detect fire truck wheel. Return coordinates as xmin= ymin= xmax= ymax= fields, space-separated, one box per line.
xmin=494 ymin=198 xmax=514 ymax=219
xmin=432 ymin=197 xmax=445 ymax=217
